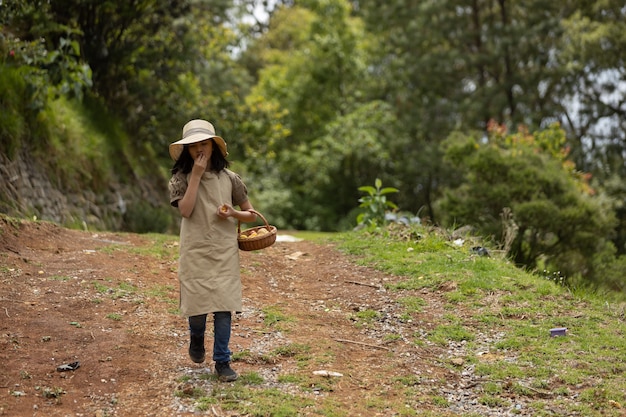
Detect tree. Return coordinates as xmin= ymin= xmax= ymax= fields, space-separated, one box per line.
xmin=558 ymin=0 xmax=626 ymax=256
xmin=353 ymin=0 xmax=578 ymax=224
xmin=437 ymin=121 xmax=617 ymax=287
xmin=10 ymin=0 xmax=253 ymax=159
xmin=240 ymin=0 xmax=396 ymax=230
xmin=558 ymin=0 xmax=626 ymax=175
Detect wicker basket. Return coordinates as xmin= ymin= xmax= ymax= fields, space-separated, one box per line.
xmin=237 ymin=210 xmax=277 ymax=251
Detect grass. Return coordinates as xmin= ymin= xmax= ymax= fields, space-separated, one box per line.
xmin=327 ymin=224 xmax=626 ymax=416
xmin=261 ymin=305 xmax=293 ymax=328
xmin=126 ymin=233 xmax=180 ymax=260
xmin=40 ymin=97 xmax=113 ymax=191
xmin=278 ymin=230 xmax=335 ymax=243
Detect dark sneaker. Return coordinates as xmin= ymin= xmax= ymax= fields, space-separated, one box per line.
xmin=188 ymin=334 xmax=205 ymax=364
xmin=215 ymin=361 xmax=238 ymax=382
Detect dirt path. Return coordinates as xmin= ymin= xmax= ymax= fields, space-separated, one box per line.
xmin=0 ymin=218 xmax=454 ymax=416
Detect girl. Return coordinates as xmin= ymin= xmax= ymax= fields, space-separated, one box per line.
xmin=168 ymin=119 xmax=256 ymax=382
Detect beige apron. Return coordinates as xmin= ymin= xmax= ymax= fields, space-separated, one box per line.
xmin=178 ymin=171 xmax=241 ymax=317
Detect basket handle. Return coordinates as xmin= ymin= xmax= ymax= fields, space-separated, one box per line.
xmin=237 ymin=209 xmax=270 ymax=233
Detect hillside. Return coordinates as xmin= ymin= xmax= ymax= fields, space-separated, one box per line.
xmin=1 ymin=217 xmax=625 ymax=417
xmin=0 ymin=95 xmax=171 ymax=234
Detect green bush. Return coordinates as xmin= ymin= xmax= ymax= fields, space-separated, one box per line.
xmin=123 ymin=200 xmax=170 ymax=234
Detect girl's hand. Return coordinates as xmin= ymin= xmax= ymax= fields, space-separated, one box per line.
xmin=191 ymin=153 xmax=208 ymax=176
xmin=217 ymin=203 xmax=232 ymax=218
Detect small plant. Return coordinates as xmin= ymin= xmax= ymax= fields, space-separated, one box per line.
xmin=261 ymin=305 xmax=292 ymax=327
xmin=49 ymin=275 xmax=70 ymax=281
xmin=398 ymin=296 xmax=426 ymax=313
xmin=479 ymin=394 xmax=508 ymax=408
xmin=277 ymin=374 xmax=304 ymax=384
xmin=432 ymin=395 xmax=449 ymax=407
xmin=383 ymin=333 xmax=402 ymax=342
xmin=238 ymin=372 xmax=264 ymax=385
xmin=350 ymin=309 xmax=380 ymax=328
xmin=356 ymin=178 xmax=399 ymax=227
xmin=146 ymin=284 xmax=176 ymax=303
xmin=42 ymin=386 xmax=66 ymax=398
xmin=196 ymin=396 xmax=218 ymax=411
xmin=93 ymin=282 xmax=109 ymax=293
xmin=272 ymin=343 xmax=310 ymax=358
xmin=428 ymin=323 xmax=475 ymax=345
xmin=355 ymin=309 xmax=379 ymax=320
xmin=174 ymin=386 xmax=205 ymax=398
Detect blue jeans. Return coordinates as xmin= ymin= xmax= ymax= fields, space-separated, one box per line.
xmin=188 ymin=312 xmax=232 ymax=363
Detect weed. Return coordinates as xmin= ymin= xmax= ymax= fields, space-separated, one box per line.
xmin=350 ymin=308 xmax=380 ymax=327
xmin=428 ymin=323 xmax=475 ymax=345
xmin=42 ymin=386 xmax=66 ymax=399
xmin=238 ymin=372 xmax=264 ymax=385
xmin=356 ymin=178 xmax=399 ymax=228
xmin=483 ymin=381 xmax=502 ymax=395
xmin=277 ymin=374 xmax=304 ymax=384
xmin=195 ymin=396 xmax=218 ymax=411
xmin=92 ymin=281 xmax=109 ymax=293
xmin=174 ymin=386 xmax=205 ymax=399
xmin=432 ymin=395 xmax=449 ymax=407
xmin=384 ymin=333 xmax=402 ymax=342
xmin=272 ymin=343 xmax=310 ymax=358
xmin=398 ymin=296 xmax=426 ymax=313
xmin=261 ymin=305 xmax=292 ymax=328
xmin=215 ymin=385 xmax=314 ymax=417
xmin=48 ymin=275 xmax=70 ymax=281
xmin=146 ymin=284 xmax=176 ymax=303
xmin=479 ymin=394 xmax=508 ymax=408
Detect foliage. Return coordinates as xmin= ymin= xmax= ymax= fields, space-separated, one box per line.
xmin=356 ymin=178 xmax=399 ymax=228
xmin=37 ymin=96 xmax=113 ymax=190
xmin=1 ymin=2 xmax=92 ymax=110
xmin=0 ymin=65 xmax=30 ymax=158
xmin=2 ymin=0 xmax=626 ymax=276
xmin=354 ymin=0 xmax=573 ymax=224
xmin=1 ymin=0 xmax=249 ymax=163
xmin=558 ymin=0 xmax=626 ymax=174
xmin=436 ymin=122 xmax=618 ymax=287
xmin=241 ymin=1 xmax=394 ymax=230
xmin=600 ymin=174 xmax=626 ymax=256
xmin=122 ymin=199 xmax=170 ymax=234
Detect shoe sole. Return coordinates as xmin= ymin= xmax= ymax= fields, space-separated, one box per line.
xmin=189 ymin=352 xmax=205 ymax=363
xmin=218 ymin=374 xmax=238 ymax=382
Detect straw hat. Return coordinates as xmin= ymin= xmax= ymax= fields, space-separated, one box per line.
xmin=169 ymin=119 xmax=228 ymax=160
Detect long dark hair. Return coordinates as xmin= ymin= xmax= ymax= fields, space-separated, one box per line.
xmin=171 ymin=139 xmax=230 ymax=174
